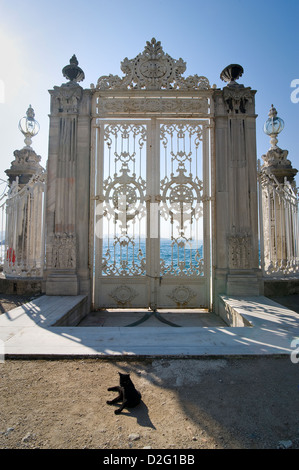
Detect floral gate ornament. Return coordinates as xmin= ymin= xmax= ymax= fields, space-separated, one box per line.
xmin=93 ymin=38 xmax=210 ymax=91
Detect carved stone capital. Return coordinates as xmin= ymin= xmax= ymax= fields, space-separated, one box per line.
xmin=52 ymin=81 xmax=83 ymax=114
xmin=261 ymin=146 xmax=298 ymax=183
xmin=223 ymin=86 xmax=253 ymax=114
xmin=5 ymin=147 xmax=44 ymax=186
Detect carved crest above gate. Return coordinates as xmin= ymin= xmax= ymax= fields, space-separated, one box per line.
xmin=92 ymin=38 xmax=210 ymax=91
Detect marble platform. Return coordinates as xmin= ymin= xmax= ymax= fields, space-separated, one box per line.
xmin=0 ymin=294 xmax=298 ymax=358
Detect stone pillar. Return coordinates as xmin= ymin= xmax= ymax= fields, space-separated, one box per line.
xmin=45 ymin=56 xmax=92 ymax=297
xmin=260 ymin=106 xmax=298 ymax=273
xmin=4 ymin=106 xmax=45 ymax=278
xmin=213 ymin=65 xmax=261 ymax=307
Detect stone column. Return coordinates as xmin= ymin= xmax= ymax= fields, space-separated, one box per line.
xmin=260 ymin=106 xmax=298 ymax=273
xmin=5 ymin=106 xmax=45 ymax=277
xmin=45 ymin=56 xmax=92 ymax=297
xmin=213 ymin=65 xmax=261 ymax=307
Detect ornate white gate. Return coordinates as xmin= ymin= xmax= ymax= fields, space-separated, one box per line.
xmin=90 ymin=39 xmax=214 ymax=311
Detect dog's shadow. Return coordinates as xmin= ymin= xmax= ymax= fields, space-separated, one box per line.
xmin=111 ymin=400 xmax=156 ymax=429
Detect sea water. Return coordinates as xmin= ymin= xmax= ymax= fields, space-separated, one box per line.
xmin=101 ymin=238 xmax=204 ymax=275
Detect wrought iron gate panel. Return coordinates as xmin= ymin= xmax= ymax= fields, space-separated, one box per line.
xmin=101 ymin=121 xmax=147 ymax=277
xmin=92 ymin=117 xmax=211 ymax=309
xmin=159 ymin=121 xmax=204 ymax=277
xmin=155 ymin=120 xmax=210 ymax=309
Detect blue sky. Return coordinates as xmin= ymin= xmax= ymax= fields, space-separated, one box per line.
xmin=0 ymin=0 xmax=298 ymax=186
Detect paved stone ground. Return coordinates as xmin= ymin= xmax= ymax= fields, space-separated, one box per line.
xmin=78 ymin=309 xmax=227 ymax=327
xmin=269 ymin=294 xmax=299 ymax=314
xmin=0 ymin=294 xmax=36 ymax=314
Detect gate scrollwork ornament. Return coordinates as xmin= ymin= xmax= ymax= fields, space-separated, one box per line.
xmin=93 ymin=38 xmax=210 ymax=91
xmin=53 ymin=83 xmax=83 ymax=114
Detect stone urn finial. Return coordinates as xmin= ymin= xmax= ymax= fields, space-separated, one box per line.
xmin=220 ymin=64 xmax=244 ymax=87
xmin=62 ymin=55 xmax=85 ymax=83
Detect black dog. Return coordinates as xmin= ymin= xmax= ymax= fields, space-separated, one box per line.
xmin=107 ymin=373 xmax=142 ymax=414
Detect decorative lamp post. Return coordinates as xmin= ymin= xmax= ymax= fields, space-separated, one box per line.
xmin=261 ymin=104 xmax=297 ymax=184
xmin=263 ymin=104 xmax=284 ymax=149
xmin=18 ymin=105 xmax=40 ymax=148
xmin=5 ymin=105 xmax=43 ymax=186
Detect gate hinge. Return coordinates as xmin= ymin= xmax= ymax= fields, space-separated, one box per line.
xmin=91 ymin=195 xmax=104 ymax=202
xmin=202 ymin=196 xmax=213 ymax=203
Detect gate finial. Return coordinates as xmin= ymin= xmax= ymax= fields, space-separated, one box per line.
xmin=220 ymin=64 xmax=244 ymax=87
xmin=62 ymin=55 xmax=85 ymax=83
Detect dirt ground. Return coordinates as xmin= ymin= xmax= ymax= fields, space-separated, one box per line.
xmin=0 ymin=295 xmax=299 ymax=450
xmin=0 ymin=357 xmax=299 ymax=451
